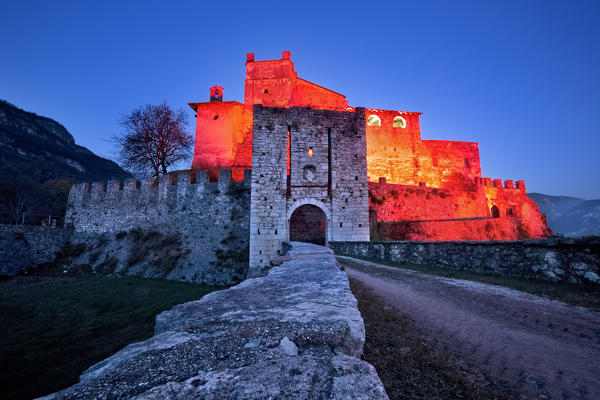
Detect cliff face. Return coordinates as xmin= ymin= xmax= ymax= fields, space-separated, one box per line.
xmin=0 ymin=100 xmax=130 ymax=183
xmin=0 ymin=100 xmax=130 ymax=223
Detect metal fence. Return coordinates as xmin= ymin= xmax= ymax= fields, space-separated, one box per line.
xmin=0 ymin=212 xmax=65 ymax=227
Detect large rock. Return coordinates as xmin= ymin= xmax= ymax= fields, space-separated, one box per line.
xmin=39 ymin=242 xmax=388 ymax=399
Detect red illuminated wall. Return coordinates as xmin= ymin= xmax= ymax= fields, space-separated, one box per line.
xmin=191 ymin=51 xmax=348 ymax=181
xmin=364 ymin=109 xmax=481 ymax=191
xmin=189 ymin=101 xmax=252 ymax=181
xmin=376 ymin=217 xmax=526 ymax=241
xmin=188 ymin=51 xmax=551 ymax=240
xmin=368 ymin=181 xmax=488 ymax=221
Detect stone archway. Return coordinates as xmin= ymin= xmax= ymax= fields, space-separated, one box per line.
xmin=289 ymin=204 xmax=327 ymax=245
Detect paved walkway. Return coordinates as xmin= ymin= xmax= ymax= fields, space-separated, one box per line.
xmin=339 ymin=256 xmax=600 ymax=400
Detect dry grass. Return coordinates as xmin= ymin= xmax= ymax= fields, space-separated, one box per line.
xmin=0 ymin=275 xmax=221 ymax=400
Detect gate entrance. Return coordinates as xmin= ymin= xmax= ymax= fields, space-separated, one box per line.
xmin=289 ymin=204 xmax=326 ymax=245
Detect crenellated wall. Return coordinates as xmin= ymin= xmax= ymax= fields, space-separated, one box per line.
xmin=65 ymin=169 xmax=251 ymax=285
xmin=368 ymin=176 xmax=550 ymax=241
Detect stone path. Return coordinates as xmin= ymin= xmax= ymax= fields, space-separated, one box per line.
xmin=339 ymin=256 xmax=600 ymax=400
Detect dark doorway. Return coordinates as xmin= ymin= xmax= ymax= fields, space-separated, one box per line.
xmin=289 ymin=204 xmax=326 ymax=245
xmin=491 ymin=205 xmax=500 ymax=218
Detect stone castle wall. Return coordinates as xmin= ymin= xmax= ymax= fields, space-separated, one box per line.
xmin=249 ymin=105 xmax=370 ymax=275
xmin=65 ymin=169 xmax=251 ymax=285
xmin=330 ymin=238 xmax=600 ymax=287
xmin=368 ymin=177 xmax=550 ymax=241
xmin=368 ymin=180 xmax=489 ymax=221
xmin=0 ymin=225 xmax=73 ymax=276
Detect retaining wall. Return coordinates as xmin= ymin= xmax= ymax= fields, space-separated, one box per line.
xmin=330 ymin=238 xmax=600 ymax=286
xmin=41 ymin=242 xmax=388 ymax=399
xmin=0 ymin=225 xmax=73 ymax=276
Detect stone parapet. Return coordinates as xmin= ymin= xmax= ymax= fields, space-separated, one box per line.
xmin=330 ymin=238 xmax=600 ymax=287
xmin=40 ymin=241 xmax=388 ymax=399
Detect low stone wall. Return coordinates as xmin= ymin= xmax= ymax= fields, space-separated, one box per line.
xmin=41 ymin=242 xmax=388 ymax=399
xmin=330 ymin=238 xmax=600 ymax=286
xmin=0 ymin=225 xmax=73 ymax=276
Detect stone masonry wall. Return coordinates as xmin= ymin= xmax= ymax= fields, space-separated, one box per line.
xmin=249 ymin=105 xmax=370 ymax=275
xmin=0 ymin=225 xmax=73 ymax=276
xmin=368 ymin=180 xmax=489 ymax=221
xmin=64 ymin=169 xmax=251 ymax=285
xmin=374 ymin=216 xmax=525 ymax=241
xmin=41 ymin=242 xmax=388 ymax=400
xmin=330 ymin=238 xmax=600 ymax=287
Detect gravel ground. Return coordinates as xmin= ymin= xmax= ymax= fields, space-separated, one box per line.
xmin=339 ymin=256 xmax=600 ymax=400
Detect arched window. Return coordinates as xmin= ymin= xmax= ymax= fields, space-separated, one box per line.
xmin=367 ymin=115 xmax=381 ymax=126
xmin=393 ymin=116 xmax=406 ymax=128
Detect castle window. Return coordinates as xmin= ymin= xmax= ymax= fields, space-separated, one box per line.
xmin=264 ymin=89 xmax=269 ymax=94
xmin=308 ymin=147 xmax=313 ymax=157
xmin=393 ymin=116 xmax=406 ymax=128
xmin=433 ymin=157 xmax=439 ymax=167
xmin=465 ymin=158 xmax=470 ymax=168
xmin=367 ymin=115 xmax=381 ymax=127
xmin=212 ymin=114 xmax=219 ymax=120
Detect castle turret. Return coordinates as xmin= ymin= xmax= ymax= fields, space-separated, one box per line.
xmin=210 ymin=85 xmax=223 ymax=102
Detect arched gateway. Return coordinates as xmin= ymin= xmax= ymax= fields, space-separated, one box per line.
xmin=249 ymin=106 xmax=370 ymax=275
xmin=289 ymin=204 xmax=327 ymax=245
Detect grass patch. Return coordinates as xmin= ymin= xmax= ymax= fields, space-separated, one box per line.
xmin=0 ymin=275 xmax=222 ymax=400
xmin=338 ymin=254 xmax=600 ymax=310
xmin=349 ymin=278 xmax=508 ymax=400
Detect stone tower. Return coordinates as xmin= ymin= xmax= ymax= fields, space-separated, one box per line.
xmin=249 ymin=105 xmax=370 ymax=276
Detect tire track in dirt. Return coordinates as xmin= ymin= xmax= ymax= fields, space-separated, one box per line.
xmin=340 ymin=256 xmax=600 ymax=400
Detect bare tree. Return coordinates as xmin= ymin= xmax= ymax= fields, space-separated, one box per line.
xmin=5 ymin=189 xmax=29 ymax=224
xmin=113 ymin=103 xmax=193 ymax=178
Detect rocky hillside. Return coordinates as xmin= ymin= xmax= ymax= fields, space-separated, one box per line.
xmin=529 ymin=193 xmax=600 ymax=237
xmin=0 ymin=100 xmax=130 ymax=223
xmin=0 ymin=100 xmax=129 ymax=183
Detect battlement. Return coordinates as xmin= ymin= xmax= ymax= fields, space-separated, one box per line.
xmin=66 ymin=168 xmax=252 ymax=233
xmin=70 ymin=169 xmax=251 ymax=198
xmin=481 ymin=177 xmax=526 ymax=192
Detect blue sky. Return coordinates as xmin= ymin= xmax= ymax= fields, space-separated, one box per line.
xmin=1 ymin=0 xmax=599 ymax=198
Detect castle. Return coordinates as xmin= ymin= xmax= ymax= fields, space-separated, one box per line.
xmin=66 ymin=51 xmax=550 ymax=279
xmin=188 ymin=51 xmax=550 ymax=272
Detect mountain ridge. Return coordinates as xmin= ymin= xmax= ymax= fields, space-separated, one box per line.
xmin=528 ymin=192 xmax=600 ymax=237
xmin=0 ymin=99 xmax=131 ymax=223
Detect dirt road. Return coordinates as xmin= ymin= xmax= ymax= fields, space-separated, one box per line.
xmin=339 ymin=256 xmax=600 ymax=400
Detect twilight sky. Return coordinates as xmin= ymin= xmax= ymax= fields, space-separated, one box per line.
xmin=1 ymin=0 xmax=599 ymax=198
